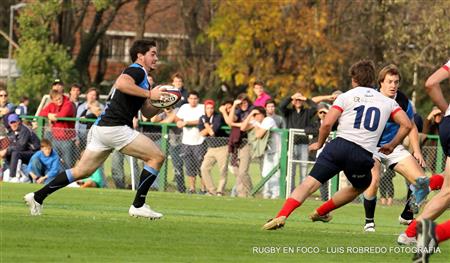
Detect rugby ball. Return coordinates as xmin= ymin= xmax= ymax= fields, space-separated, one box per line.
xmin=149 ymin=85 xmax=182 ymax=108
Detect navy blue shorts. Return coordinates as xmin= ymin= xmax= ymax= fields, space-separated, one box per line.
xmin=439 ymin=116 xmax=450 ymax=157
xmin=309 ymin=137 xmax=374 ymax=190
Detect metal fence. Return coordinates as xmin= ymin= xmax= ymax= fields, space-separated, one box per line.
xmin=10 ymin=116 xmax=446 ymax=202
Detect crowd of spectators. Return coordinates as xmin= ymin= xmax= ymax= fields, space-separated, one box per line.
xmin=0 ymin=74 xmax=443 ymax=200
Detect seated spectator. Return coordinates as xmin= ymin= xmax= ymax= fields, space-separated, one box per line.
xmin=77 ymin=168 xmax=104 ymax=188
xmin=27 ymin=139 xmax=62 ymax=184
xmin=0 ymin=114 xmax=40 ymax=179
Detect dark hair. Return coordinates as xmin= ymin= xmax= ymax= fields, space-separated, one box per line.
xmin=50 ymin=89 xmax=62 ymax=99
xmin=41 ymin=138 xmax=52 ymax=148
xmin=378 ymin=64 xmax=401 ymax=87
xmin=188 ymin=90 xmax=200 ymax=98
xmin=20 ymin=96 xmax=29 ymax=102
xmin=71 ymin=83 xmax=82 ymax=91
xmin=253 ymin=106 xmax=267 ymax=117
xmin=349 ymin=60 xmax=375 ymax=87
xmin=171 ymin=72 xmax=183 ymax=81
xmin=221 ymin=98 xmax=234 ymax=106
xmin=129 ymin=40 xmax=157 ymax=62
xmin=254 ymin=80 xmax=264 ymax=86
xmin=86 ymin=87 xmax=100 ymax=100
xmin=237 ymin=93 xmax=253 ymax=104
xmin=265 ymin=99 xmax=276 ymax=107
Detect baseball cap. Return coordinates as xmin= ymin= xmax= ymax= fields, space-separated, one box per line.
xmin=204 ymin=99 xmax=215 ymax=107
xmin=8 ymin=113 xmax=20 ymax=124
xmin=52 ymin=79 xmax=64 ymax=86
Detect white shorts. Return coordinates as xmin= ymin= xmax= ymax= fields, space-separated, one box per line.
xmin=373 ymin=144 xmax=411 ymax=168
xmin=86 ymin=125 xmax=139 ymax=152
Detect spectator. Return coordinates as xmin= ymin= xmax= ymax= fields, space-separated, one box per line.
xmin=265 ymin=100 xmax=285 ymax=129
xmin=172 ymin=73 xmax=189 ymax=108
xmin=69 ymin=84 xmax=83 ymax=109
xmin=27 ymin=139 xmax=62 ymax=184
xmin=77 ymin=168 xmax=104 ymax=188
xmin=76 ymin=88 xmax=103 ymax=151
xmin=0 ymin=114 xmax=40 ymax=179
xmin=151 ymin=107 xmax=186 ymax=192
xmin=379 ymin=165 xmax=395 ymax=206
xmin=175 ymin=91 xmax=205 ymax=194
xmin=39 ymin=90 xmax=76 ymax=169
xmin=252 ymin=80 xmax=272 ymax=107
xmin=0 ymin=88 xmax=16 ymax=128
xmin=199 ymin=99 xmax=229 ymax=196
xmin=222 ymin=93 xmax=254 ymax=197
xmin=15 ymin=96 xmax=29 ymax=116
xmin=242 ymin=106 xmax=281 ymax=199
xmin=51 ymin=79 xmax=64 ymax=93
xmin=423 ymin=106 xmax=442 ymax=139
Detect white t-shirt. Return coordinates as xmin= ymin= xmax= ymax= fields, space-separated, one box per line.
xmin=176 ymin=103 xmax=205 ymax=145
xmin=332 ymin=87 xmax=401 ymax=154
xmin=443 ymin=60 xmax=450 ymax=117
xmin=253 ymin=116 xmax=281 ymax=153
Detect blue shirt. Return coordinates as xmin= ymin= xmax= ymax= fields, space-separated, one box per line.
xmin=27 ymin=149 xmax=61 ymax=182
xmin=378 ymin=91 xmax=413 ymax=146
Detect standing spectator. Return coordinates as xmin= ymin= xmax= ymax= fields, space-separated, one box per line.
xmin=175 ymin=91 xmax=205 ymax=194
xmin=252 ymin=80 xmax=271 ymax=107
xmin=151 ymin=107 xmax=185 ymax=192
xmin=199 ymin=99 xmax=229 ymax=196
xmin=0 ymin=88 xmax=15 ymax=127
xmin=27 ymin=139 xmax=62 ymax=184
xmin=69 ymin=84 xmax=83 ymax=109
xmin=38 ymin=90 xmax=76 ymax=169
xmin=241 ymin=107 xmax=281 ymax=199
xmin=222 ymin=93 xmax=254 ymax=197
xmin=51 ymin=79 xmax=64 ymax=93
xmin=15 ymin=96 xmax=29 ymax=116
xmin=265 ymin=100 xmax=285 ymax=129
xmin=75 ymin=88 xmax=103 ymax=151
xmin=0 ymin=114 xmax=40 ymax=179
xmin=172 ymin=73 xmax=189 ymax=108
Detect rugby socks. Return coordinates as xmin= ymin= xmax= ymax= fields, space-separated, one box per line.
xmin=400 ymin=188 xmax=414 ymax=220
xmin=429 ymin=174 xmax=444 ymax=190
xmin=435 ymin=220 xmax=450 ymax=243
xmin=316 ymin=199 xmax=336 ymax=216
xmin=34 ymin=170 xmax=75 ymax=204
xmin=276 ymin=198 xmax=301 ymax=218
xmin=363 ymin=196 xmax=377 ymax=224
xmin=132 ymin=165 xmax=158 ymax=208
xmin=405 ymin=219 xmax=417 ymax=237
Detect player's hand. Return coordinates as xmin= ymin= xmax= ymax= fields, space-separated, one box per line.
xmin=308 ymin=142 xmax=322 ymax=151
xmin=413 ymin=151 xmax=427 ymax=168
xmin=149 ymin=85 xmax=170 ymax=101
xmin=378 ymin=144 xmax=394 ymax=155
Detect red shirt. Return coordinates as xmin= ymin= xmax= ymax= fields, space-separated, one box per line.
xmin=39 ymin=96 xmax=76 ymax=140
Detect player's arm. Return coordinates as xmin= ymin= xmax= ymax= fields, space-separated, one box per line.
xmin=309 ymin=107 xmax=341 ymax=151
xmin=408 ymin=121 xmax=426 ymax=167
xmin=379 ymin=110 xmax=412 ymax=155
xmin=424 ymin=66 xmax=449 ymax=113
xmin=115 ymin=73 xmax=167 ymax=100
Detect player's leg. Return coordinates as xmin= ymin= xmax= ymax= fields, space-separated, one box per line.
xmin=362 ymin=159 xmax=381 ymax=232
xmin=412 ymin=219 xmax=450 ymax=263
xmin=24 ymin=149 xmax=111 ymax=215
xmin=120 ymin=133 xmax=165 ymax=219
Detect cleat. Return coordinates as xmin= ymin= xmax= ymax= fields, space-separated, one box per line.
xmin=399 ymin=215 xmax=413 ymax=225
xmin=129 ymin=204 xmax=163 ymax=219
xmin=397 ymin=232 xmax=416 ymax=246
xmin=24 ymin=193 xmax=43 ymax=216
xmin=364 ymin=222 xmax=376 ymax=232
xmin=309 ymin=211 xmax=332 ymax=222
xmin=412 ymin=219 xmax=438 ymax=263
xmin=262 ymin=216 xmax=286 ymax=230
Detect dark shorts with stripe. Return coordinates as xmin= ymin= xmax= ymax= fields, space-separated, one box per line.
xmin=439 ymin=116 xmax=450 ymax=157
xmin=309 ymin=137 xmax=374 ymax=190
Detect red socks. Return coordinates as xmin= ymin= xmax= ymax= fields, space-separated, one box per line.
xmin=316 ymin=199 xmax=337 ymax=216
xmin=405 ymin=220 xmax=417 ymax=237
xmin=276 ymin=198 xmax=301 ymax=218
xmin=429 ymin=174 xmax=444 ymax=190
xmin=436 ymin=220 xmax=450 ymax=243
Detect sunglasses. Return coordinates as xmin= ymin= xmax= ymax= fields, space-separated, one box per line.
xmin=0 ymin=94 xmax=8 ymax=97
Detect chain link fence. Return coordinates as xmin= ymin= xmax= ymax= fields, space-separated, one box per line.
xmin=4 ymin=117 xmax=445 ymax=202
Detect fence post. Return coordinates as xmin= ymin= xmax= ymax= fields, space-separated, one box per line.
xmin=158 ymin=123 xmax=169 ymax=191
xmin=279 ymin=129 xmax=289 ymax=198
xmin=435 ymin=136 xmax=444 ymax=173
xmin=36 ymin=116 xmax=45 ymax=139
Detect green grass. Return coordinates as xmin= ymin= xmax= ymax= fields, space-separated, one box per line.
xmin=1 ymin=183 xmax=449 ymax=263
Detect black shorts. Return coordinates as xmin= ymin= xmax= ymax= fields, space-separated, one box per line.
xmin=309 ymin=137 xmax=374 ymax=190
xmin=439 ymin=116 xmax=450 ymax=157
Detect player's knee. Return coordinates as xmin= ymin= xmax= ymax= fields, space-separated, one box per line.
xmin=152 ymin=149 xmax=165 ymax=165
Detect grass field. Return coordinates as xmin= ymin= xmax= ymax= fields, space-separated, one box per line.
xmin=1 ymin=183 xmax=449 ymax=263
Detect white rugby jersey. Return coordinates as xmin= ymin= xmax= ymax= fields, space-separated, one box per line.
xmin=443 ymin=60 xmax=450 ymax=117
xmin=332 ymin=87 xmax=401 ymax=154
